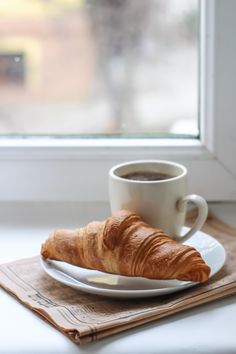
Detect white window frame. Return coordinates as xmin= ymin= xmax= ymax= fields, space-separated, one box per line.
xmin=0 ymin=0 xmax=235 ymax=202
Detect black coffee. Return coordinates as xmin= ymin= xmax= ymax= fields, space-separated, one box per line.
xmin=121 ymin=171 xmax=173 ymax=181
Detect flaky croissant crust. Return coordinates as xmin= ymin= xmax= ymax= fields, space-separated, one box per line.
xmin=41 ymin=210 xmax=210 ymax=282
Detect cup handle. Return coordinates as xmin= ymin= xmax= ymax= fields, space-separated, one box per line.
xmin=175 ymin=194 xmax=208 ymax=242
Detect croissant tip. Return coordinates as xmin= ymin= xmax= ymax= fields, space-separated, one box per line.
xmin=179 ymin=266 xmax=211 ymax=283
xmin=41 ymin=243 xmax=47 ymax=258
xmin=41 ymin=238 xmax=52 ymax=259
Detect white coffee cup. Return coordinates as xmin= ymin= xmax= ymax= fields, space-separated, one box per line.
xmin=109 ymin=160 xmax=208 ymax=242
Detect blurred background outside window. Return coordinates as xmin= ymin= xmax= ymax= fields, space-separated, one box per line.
xmin=0 ymin=0 xmax=199 ymax=137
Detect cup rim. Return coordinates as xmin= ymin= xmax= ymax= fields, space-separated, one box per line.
xmin=109 ymin=160 xmax=187 ymax=184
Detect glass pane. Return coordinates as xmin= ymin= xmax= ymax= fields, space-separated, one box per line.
xmin=0 ymin=0 xmax=199 ymax=137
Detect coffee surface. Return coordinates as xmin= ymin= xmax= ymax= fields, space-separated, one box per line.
xmin=121 ymin=171 xmax=173 ymax=181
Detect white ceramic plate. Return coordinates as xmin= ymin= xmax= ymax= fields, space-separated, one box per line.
xmin=40 ymin=228 xmax=226 ymax=298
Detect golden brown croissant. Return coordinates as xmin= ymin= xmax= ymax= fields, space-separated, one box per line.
xmin=41 ymin=210 xmax=210 ymax=282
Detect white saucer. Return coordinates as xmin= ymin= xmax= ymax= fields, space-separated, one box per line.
xmin=40 ymin=228 xmax=226 ymax=298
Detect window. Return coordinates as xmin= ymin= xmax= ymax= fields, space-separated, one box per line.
xmin=0 ymin=0 xmax=236 ymax=202
xmin=0 ymin=53 xmax=25 ymax=85
xmin=0 ymin=0 xmax=198 ymax=136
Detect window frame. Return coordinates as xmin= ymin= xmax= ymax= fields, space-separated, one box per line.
xmin=0 ymin=0 xmax=235 ymax=202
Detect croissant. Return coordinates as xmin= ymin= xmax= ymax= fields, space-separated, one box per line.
xmin=41 ymin=210 xmax=210 ymax=282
